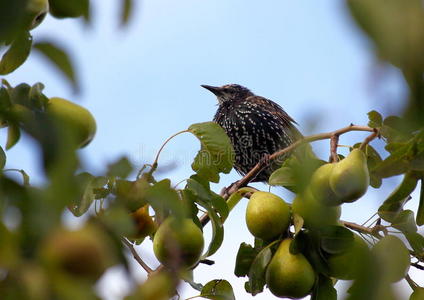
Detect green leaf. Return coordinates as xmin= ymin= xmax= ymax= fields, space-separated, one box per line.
xmin=293 ymin=213 xmax=304 ymax=235
xmin=186 ymin=177 xmax=229 ymax=222
xmin=0 ymin=146 xmax=5 ymax=169
xmin=319 ymin=225 xmax=354 ymax=255
xmin=234 ymin=243 xmax=257 ymax=277
xmin=367 ymin=110 xmax=383 ymax=128
xmin=247 ymin=245 xmax=273 ymax=296
xmin=29 ymin=82 xmax=49 ymax=110
xmin=115 ymin=178 xmax=149 ymax=211
xmin=68 ymin=174 xmax=107 ymax=217
xmin=311 ymin=275 xmax=337 ymax=300
xmin=185 ymin=178 xmax=225 ymax=257
xmin=181 ymin=271 xmax=203 ymax=291
xmin=0 ymin=31 xmax=32 ymax=75
xmin=347 ymin=0 xmax=424 ymax=71
xmin=33 ymin=41 xmax=79 ymax=93
xmin=107 ymin=156 xmax=133 ymax=178
xmin=201 ymin=280 xmax=235 ymax=300
xmin=391 ymin=209 xmax=417 ymax=233
xmin=268 ymin=167 xmax=295 ymax=187
xmin=378 ymin=172 xmax=418 ymax=222
xmin=404 ymin=232 xmax=424 ymax=255
xmin=418 ymin=178 xmax=424 ymax=226
xmin=372 ymin=142 xmax=412 ymax=178
xmin=188 ymin=122 xmax=234 ymax=183
xmin=354 ymin=143 xmax=383 ymax=188
xmin=48 ymin=0 xmax=90 ymax=20
xmin=145 ymin=179 xmax=185 ymax=221
xmin=120 ymin=0 xmax=134 ymax=27
xmin=0 ymin=85 xmax=12 ymax=112
xmin=6 ymin=124 xmax=20 ymax=150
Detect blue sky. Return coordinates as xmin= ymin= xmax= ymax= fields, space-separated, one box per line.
xmin=3 ymin=0 xmax=421 ymax=299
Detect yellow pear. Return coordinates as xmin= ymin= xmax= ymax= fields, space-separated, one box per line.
xmin=153 ymin=218 xmax=204 ymax=269
xmin=292 ymin=189 xmax=341 ymax=229
xmin=266 ymin=239 xmax=316 ymax=299
xmin=310 ymin=163 xmax=343 ymax=206
xmin=245 ymin=191 xmax=291 ymax=240
xmin=329 ymin=149 xmax=369 ymax=202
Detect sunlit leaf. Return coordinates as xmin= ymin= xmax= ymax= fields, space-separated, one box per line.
xmin=201 ymin=280 xmax=235 ymax=300
xmin=188 ymin=122 xmax=234 ymax=183
xmin=0 ymin=31 xmax=32 ymax=75
xmin=33 ymin=41 xmax=79 ymax=92
xmin=367 ymin=110 xmax=383 ymax=128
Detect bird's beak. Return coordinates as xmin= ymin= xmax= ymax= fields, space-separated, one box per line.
xmin=201 ymin=84 xmax=222 ymax=96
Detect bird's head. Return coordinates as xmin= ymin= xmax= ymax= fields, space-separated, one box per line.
xmin=201 ymin=84 xmax=254 ymax=104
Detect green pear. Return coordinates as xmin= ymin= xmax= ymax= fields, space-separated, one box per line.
xmin=245 ymin=191 xmax=291 ymax=240
xmin=410 ymin=287 xmax=424 ymax=300
xmin=292 ymin=189 xmax=341 ymax=229
xmin=46 ymin=97 xmax=97 ymax=148
xmin=153 ymin=218 xmax=204 ymax=269
xmin=39 ymin=224 xmax=118 ymax=281
xmin=372 ymin=235 xmax=410 ymax=283
xmin=266 ymin=239 xmax=316 ymax=299
xmin=310 ymin=163 xmax=343 ymax=206
xmin=326 ymin=233 xmax=369 ymax=280
xmin=329 ymin=149 xmax=369 ymax=202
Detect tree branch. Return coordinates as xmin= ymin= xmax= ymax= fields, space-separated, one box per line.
xmin=122 ymin=238 xmax=154 ymax=274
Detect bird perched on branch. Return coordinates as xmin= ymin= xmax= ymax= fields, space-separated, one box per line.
xmin=202 ymin=84 xmax=306 ymax=182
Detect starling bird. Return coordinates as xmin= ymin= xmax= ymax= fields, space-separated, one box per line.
xmin=202 ymin=84 xmax=303 ymax=182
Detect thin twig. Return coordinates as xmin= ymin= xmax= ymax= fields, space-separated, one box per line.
xmin=359 ymin=128 xmax=379 ymax=150
xmin=411 ymin=262 xmax=424 ymax=271
xmin=122 ymin=238 xmax=153 ymax=274
xmin=330 ymin=135 xmax=339 ymax=162
xmin=405 ymin=274 xmax=418 ymax=291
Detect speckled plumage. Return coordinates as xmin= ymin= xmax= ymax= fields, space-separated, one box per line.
xmin=202 ymin=84 xmax=301 ymax=182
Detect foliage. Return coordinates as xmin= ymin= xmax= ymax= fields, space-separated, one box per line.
xmin=0 ymin=1 xmax=423 ymax=300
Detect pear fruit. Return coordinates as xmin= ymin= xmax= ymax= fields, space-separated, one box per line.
xmin=266 ymin=239 xmax=315 ymax=299
xmin=329 ymin=149 xmax=369 ymax=202
xmin=153 ymin=218 xmax=204 ymax=269
xmin=410 ymin=288 xmax=424 ymax=300
xmin=326 ymin=233 xmax=369 ymax=280
xmin=372 ymin=235 xmax=410 ymax=282
xmin=129 ymin=205 xmax=157 ymax=241
xmin=245 ymin=191 xmax=291 ymax=240
xmin=46 ymin=97 xmax=97 ymax=148
xmin=292 ymin=189 xmax=341 ymax=229
xmin=39 ymin=224 xmax=117 ymax=281
xmin=310 ymin=163 xmax=342 ymax=206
